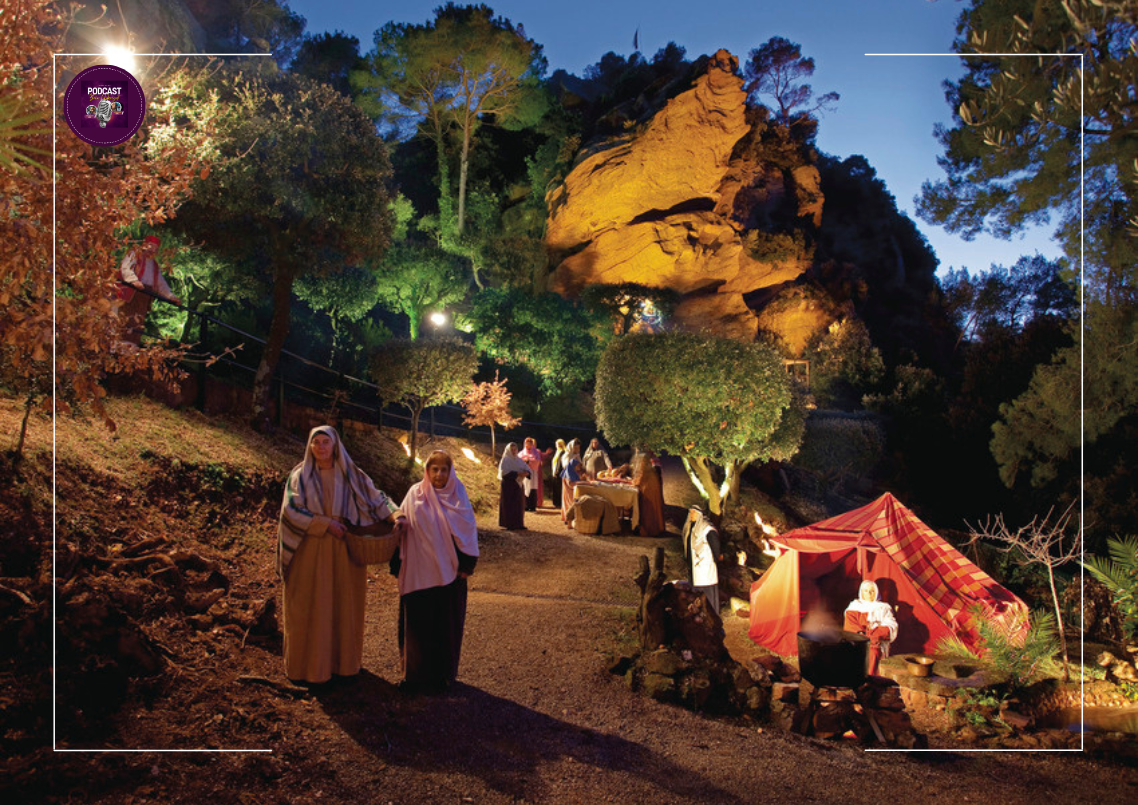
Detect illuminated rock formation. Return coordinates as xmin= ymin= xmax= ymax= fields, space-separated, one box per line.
xmin=546 ymin=49 xmax=821 ymax=341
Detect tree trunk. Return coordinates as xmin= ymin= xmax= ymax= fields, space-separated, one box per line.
xmin=722 ymin=461 xmax=745 ymax=516
xmin=681 ymin=455 xmax=724 ymax=515
xmin=457 ymin=123 xmax=471 ymax=236
xmin=250 ymin=272 xmax=297 ymax=432
xmin=13 ymin=392 xmax=35 ymax=462
xmin=408 ymin=399 xmax=425 ymax=462
xmin=490 ymin=423 xmax=496 ymax=459
xmin=1047 ymin=564 xmax=1070 ymax=681
xmin=409 ymin=311 xmax=420 ymax=341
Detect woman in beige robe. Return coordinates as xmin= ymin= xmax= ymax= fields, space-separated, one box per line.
xmin=277 ymin=426 xmax=406 ymax=684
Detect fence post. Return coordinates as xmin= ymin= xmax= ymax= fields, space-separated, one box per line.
xmin=196 ymin=315 xmax=208 ymax=412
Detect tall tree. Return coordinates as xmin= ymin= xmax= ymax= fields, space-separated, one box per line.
xmin=183 ymin=0 xmax=306 ymax=65
xmin=291 ymin=31 xmax=361 ymax=95
xmin=743 ymin=36 xmax=839 ymax=133
xmin=595 ymin=332 xmax=804 ymax=515
xmin=918 ymin=0 xmax=1138 ymax=537
xmin=355 ymin=3 xmax=547 ymax=237
xmin=917 ymin=0 xmax=1137 ymax=275
xmin=169 ymin=70 xmax=394 ymax=429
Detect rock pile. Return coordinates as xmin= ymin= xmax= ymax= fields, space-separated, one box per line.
xmin=615 ymin=548 xmax=771 ymax=716
xmin=766 ymin=666 xmax=927 ymax=747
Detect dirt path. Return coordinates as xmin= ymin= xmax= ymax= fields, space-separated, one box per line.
xmin=292 ymin=504 xmax=1138 ymax=805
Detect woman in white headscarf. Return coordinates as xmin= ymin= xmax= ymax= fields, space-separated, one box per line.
xmin=395 ymin=450 xmax=480 ymax=694
xmin=843 ymin=580 xmax=898 ymax=675
xmin=277 ymin=426 xmax=407 ymax=684
xmin=496 ymin=442 xmax=531 ymax=530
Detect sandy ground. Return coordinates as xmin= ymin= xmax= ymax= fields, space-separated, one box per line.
xmin=308 ymin=503 xmax=1138 ymax=805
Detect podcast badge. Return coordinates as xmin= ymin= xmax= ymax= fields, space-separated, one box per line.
xmin=63 ymin=64 xmax=146 ymax=147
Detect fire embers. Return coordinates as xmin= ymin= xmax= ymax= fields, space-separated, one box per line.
xmin=772 ymin=677 xmax=927 ymax=747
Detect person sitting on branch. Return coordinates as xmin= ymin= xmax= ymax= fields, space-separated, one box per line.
xmin=116 ymin=234 xmax=180 ymax=345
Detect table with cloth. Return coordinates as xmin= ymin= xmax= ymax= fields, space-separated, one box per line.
xmin=573 ymin=481 xmax=639 ymax=530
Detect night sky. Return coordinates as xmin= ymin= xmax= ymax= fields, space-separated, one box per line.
xmin=287 ymin=0 xmax=1068 ymax=276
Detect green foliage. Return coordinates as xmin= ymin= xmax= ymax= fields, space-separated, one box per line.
xmin=596 ymin=332 xmax=791 ymax=463
xmin=941 ymin=256 xmax=1076 ymax=344
xmin=594 ymin=332 xmax=798 ymax=513
xmin=743 ymin=229 xmax=810 ymax=264
xmin=1083 ymin=535 xmax=1138 ymax=641
xmin=0 ymin=66 xmax=51 ymax=174
xmin=368 ymin=336 xmax=478 ymax=457
xmin=291 ymin=31 xmax=362 ymax=96
xmin=743 ymin=36 xmax=839 ymax=135
xmin=355 ymin=2 xmax=547 ymax=235
xmin=991 ymin=299 xmax=1138 ymax=494
xmin=370 ymin=241 xmax=469 ymax=339
xmin=466 ymin=287 xmax=608 ymax=398
xmin=812 ymin=154 xmax=947 ymax=372
xmin=805 ymin=318 xmax=885 ymax=410
xmin=939 ymin=606 xmax=1060 ymax=693
xmin=863 ymin=364 xmax=944 ymax=417
xmin=192 ymin=0 xmax=305 ymax=66
xmin=165 ymin=67 xmax=394 ymax=424
xmin=917 ymin=0 xmax=1138 ymax=280
xmin=579 ymin=283 xmax=680 ymax=334
xmin=791 ymin=413 xmax=885 ymax=491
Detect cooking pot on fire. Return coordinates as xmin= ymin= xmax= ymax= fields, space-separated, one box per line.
xmin=797 ymin=629 xmax=870 ymax=688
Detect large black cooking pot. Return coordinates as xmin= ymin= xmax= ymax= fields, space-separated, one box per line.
xmin=797 ymin=630 xmax=870 ymax=688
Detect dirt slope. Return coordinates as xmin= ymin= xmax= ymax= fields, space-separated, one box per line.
xmin=2 ymin=397 xmax=1136 ymax=804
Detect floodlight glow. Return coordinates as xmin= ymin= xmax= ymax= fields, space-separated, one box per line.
xmin=103 ymin=45 xmax=136 ymax=73
xmin=460 ymin=447 xmax=482 ymax=464
xmin=429 ymin=311 xmax=447 ymax=327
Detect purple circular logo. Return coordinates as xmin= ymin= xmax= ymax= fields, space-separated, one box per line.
xmin=63 ymin=64 xmax=146 ymax=146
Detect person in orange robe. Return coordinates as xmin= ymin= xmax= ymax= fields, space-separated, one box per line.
xmin=633 ymin=450 xmax=666 ymax=537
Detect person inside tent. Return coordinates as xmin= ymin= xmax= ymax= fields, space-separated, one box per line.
xmin=843 ymin=580 xmax=898 ymax=676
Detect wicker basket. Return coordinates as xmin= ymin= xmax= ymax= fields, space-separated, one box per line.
xmin=344 ymin=520 xmax=396 ymax=566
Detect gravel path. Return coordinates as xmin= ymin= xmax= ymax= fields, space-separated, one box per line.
xmin=314 ymin=504 xmax=1138 ymax=805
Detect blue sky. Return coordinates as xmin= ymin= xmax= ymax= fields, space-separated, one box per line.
xmin=288 ymin=0 xmax=1067 ymax=276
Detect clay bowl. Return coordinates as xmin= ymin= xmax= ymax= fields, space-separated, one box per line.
xmin=906 ymin=655 xmax=935 ymax=677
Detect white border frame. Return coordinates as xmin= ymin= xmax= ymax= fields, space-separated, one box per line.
xmin=863 ymin=51 xmax=1086 ymax=754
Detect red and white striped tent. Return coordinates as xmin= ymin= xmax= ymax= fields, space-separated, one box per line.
xmin=747 ymin=492 xmax=1028 ymax=656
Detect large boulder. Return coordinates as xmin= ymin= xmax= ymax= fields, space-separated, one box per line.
xmin=546 ymin=49 xmax=820 ymax=341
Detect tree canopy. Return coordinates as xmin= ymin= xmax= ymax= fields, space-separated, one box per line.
xmin=595 ymin=332 xmax=801 ymax=514
xmin=917 ymin=0 xmax=1138 ymax=279
xmin=743 ymin=36 xmax=839 ymax=135
xmin=369 ymin=336 xmax=478 ymax=459
xmin=918 ymin=0 xmax=1138 ymax=539
xmin=355 ymin=2 xmax=547 ymax=236
xmin=168 ymin=69 xmax=394 ymax=429
xmin=465 ymin=288 xmax=609 ymax=399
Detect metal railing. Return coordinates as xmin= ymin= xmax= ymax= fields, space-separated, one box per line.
xmin=127 ymin=284 xmax=597 ymax=443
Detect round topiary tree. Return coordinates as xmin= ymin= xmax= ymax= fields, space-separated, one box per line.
xmin=369 ymin=336 xmax=478 ymax=460
xmin=595 ymin=332 xmax=803 ymax=515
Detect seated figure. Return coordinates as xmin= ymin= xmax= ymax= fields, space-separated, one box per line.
xmin=843 ymin=580 xmax=898 ymax=676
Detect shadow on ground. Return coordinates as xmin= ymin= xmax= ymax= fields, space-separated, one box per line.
xmin=319 ymin=671 xmax=747 ymax=804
